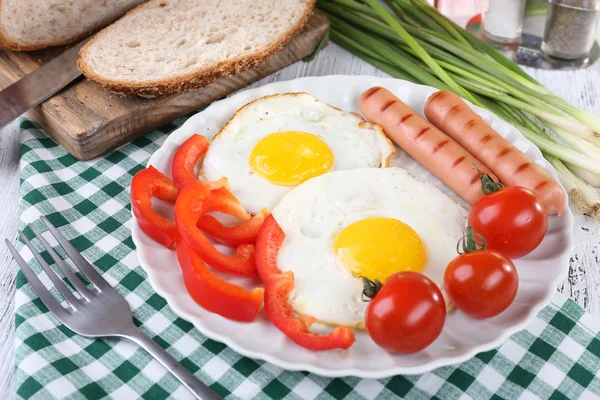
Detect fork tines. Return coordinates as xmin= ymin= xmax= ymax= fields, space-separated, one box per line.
xmin=6 ymin=216 xmax=109 ymax=313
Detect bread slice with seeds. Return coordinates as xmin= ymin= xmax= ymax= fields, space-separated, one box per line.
xmin=78 ymin=0 xmax=316 ymax=98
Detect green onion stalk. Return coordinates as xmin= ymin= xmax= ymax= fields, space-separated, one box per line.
xmin=316 ymin=0 xmax=600 ymax=218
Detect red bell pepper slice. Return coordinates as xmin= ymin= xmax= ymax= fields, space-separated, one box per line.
xmin=176 ymin=238 xmax=263 ymax=322
xmin=172 ymin=134 xmax=209 ymax=190
xmin=131 ymin=166 xmax=180 ymax=249
xmin=172 ymin=133 xmax=258 ymax=241
xmin=204 ymin=177 xmax=231 ymax=191
xmin=197 ymin=187 xmax=266 ymax=246
xmin=197 ymin=208 xmax=268 ymax=247
xmin=171 ymin=133 xmax=231 ymax=192
xmin=175 ymin=181 xmax=258 ymax=277
xmin=255 ymin=215 xmax=356 ymax=351
xmin=207 ymin=187 xmax=251 ymax=221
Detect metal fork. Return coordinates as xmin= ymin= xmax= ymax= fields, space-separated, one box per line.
xmin=6 ymin=216 xmax=220 ymax=400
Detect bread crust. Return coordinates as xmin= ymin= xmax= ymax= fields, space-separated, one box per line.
xmin=78 ymin=0 xmax=317 ymax=98
xmin=0 ymin=0 xmax=140 ymax=51
xmin=0 ymin=29 xmax=89 ymax=51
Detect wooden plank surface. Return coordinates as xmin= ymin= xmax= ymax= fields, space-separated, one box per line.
xmin=0 ymin=117 xmax=19 ymax=400
xmin=0 ymin=11 xmax=329 ymax=160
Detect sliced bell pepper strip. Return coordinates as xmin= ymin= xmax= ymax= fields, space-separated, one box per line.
xmin=197 ymin=207 xmax=268 ymax=247
xmin=171 ymin=134 xmax=232 ymax=193
xmin=255 ymin=214 xmax=286 ymax=284
xmin=175 ymin=181 xmax=258 ymax=277
xmin=171 ymin=133 xmax=252 ymax=221
xmin=131 ymin=166 xmax=180 ymax=249
xmin=172 ymin=134 xmax=209 ymax=190
xmin=176 ymin=238 xmax=263 ymax=322
xmin=207 ymin=187 xmax=251 ymax=221
xmin=204 ymin=177 xmax=231 ymax=191
xmin=255 ymin=215 xmax=356 ymax=351
xmin=194 ymin=182 xmax=263 ymax=246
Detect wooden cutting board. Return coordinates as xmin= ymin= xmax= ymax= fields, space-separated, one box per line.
xmin=0 ymin=12 xmax=329 ymax=160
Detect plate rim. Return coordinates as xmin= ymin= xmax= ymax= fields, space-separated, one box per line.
xmin=131 ymin=75 xmax=575 ymax=378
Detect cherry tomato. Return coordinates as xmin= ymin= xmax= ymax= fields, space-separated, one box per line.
xmin=365 ymin=271 xmax=446 ymax=354
xmin=469 ymin=185 xmax=548 ymax=259
xmin=445 ymin=249 xmax=518 ymax=319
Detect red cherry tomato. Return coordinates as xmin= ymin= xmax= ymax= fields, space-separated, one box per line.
xmin=469 ymin=185 xmax=547 ymax=259
xmin=365 ymin=271 xmax=446 ymax=354
xmin=445 ymin=249 xmax=518 ymax=319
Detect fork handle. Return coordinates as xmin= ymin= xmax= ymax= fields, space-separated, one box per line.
xmin=122 ymin=325 xmax=221 ymax=400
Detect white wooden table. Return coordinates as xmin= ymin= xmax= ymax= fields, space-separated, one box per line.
xmin=1 ymin=42 xmax=599 ymax=399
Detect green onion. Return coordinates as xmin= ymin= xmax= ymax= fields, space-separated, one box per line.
xmin=362 ymin=0 xmax=475 ymax=102
xmin=586 ymin=136 xmax=600 ymax=149
xmin=526 ymin=131 xmax=600 ymax=174
xmin=544 ymin=97 xmax=600 ymax=134
xmin=408 ymin=0 xmax=536 ymax=83
xmin=323 ymin=12 xmax=451 ymax=90
xmin=406 ymin=0 xmax=470 ymax=46
xmin=317 ymin=0 xmax=600 ymax=214
xmin=546 ymin=155 xmax=600 ymax=217
xmin=388 ymin=0 xmax=446 ymax=34
xmin=329 ymin=29 xmax=387 ymax=63
xmin=565 ymin=162 xmax=600 ymax=187
xmin=330 ymin=29 xmax=420 ymax=84
xmin=328 ymin=0 xmax=381 ymax=18
xmin=525 ymin=0 xmax=549 ymax=17
xmin=550 ymin=125 xmax=600 ymax=158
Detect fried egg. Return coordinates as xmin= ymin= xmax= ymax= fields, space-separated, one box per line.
xmin=201 ymin=93 xmax=395 ymax=214
xmin=271 ymin=167 xmax=468 ymax=328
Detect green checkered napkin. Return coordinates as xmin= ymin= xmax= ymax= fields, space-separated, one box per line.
xmin=13 ymin=119 xmax=600 ymax=400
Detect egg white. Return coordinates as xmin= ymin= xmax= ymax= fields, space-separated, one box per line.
xmin=201 ymin=93 xmax=395 ymax=214
xmin=271 ymin=167 xmax=468 ymax=328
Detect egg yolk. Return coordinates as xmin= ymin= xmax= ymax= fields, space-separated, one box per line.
xmin=249 ymin=131 xmax=334 ymax=186
xmin=333 ymin=217 xmax=426 ymax=283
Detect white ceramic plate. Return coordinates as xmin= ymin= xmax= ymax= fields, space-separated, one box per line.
xmin=132 ymin=75 xmax=574 ymax=378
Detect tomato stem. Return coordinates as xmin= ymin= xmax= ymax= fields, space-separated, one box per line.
xmin=474 ymin=165 xmax=505 ymax=195
xmin=457 ymin=226 xmax=487 ymax=254
xmin=360 ymin=276 xmax=382 ymax=301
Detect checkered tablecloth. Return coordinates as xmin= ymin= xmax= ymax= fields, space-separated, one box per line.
xmin=12 ymin=119 xmax=600 ymax=399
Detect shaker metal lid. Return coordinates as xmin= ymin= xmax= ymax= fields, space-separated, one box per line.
xmin=544 ymin=0 xmax=600 ymax=11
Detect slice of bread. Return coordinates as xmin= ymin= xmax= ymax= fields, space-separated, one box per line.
xmin=0 ymin=0 xmax=146 ymax=51
xmin=78 ymin=0 xmax=316 ymax=98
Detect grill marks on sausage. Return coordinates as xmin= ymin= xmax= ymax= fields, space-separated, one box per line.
xmin=470 ymin=173 xmax=480 ymax=185
xmin=380 ymin=100 xmax=397 ymax=112
xmin=399 ymin=113 xmax=415 ymax=124
xmin=514 ymin=162 xmax=531 ymax=175
xmin=432 ymin=140 xmax=449 ymax=154
xmin=479 ymin=133 xmax=492 ymax=145
xmin=414 ymin=126 xmax=430 ymax=140
xmin=446 ymin=104 xmax=463 ymax=120
xmin=363 ymin=86 xmax=381 ymax=101
xmin=497 ymin=147 xmax=512 ymax=160
xmin=463 ymin=119 xmax=477 ymax=130
xmin=428 ymin=91 xmax=448 ymax=103
xmin=421 ymin=89 xmax=564 ymax=214
xmin=359 ymin=87 xmax=507 ymax=206
xmin=452 ymin=155 xmax=466 ymax=168
xmin=535 ymin=180 xmax=549 ymax=191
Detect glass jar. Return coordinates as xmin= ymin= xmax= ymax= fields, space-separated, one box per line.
xmin=482 ymin=0 xmax=528 ymax=44
xmin=541 ymin=0 xmax=600 ymax=59
xmin=436 ymin=0 xmax=485 ymax=26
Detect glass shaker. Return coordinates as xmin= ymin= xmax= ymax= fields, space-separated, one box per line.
xmin=542 ymin=0 xmax=600 ymax=59
xmin=437 ymin=0 xmax=486 ymax=26
xmin=482 ymin=0 xmax=528 ymax=44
